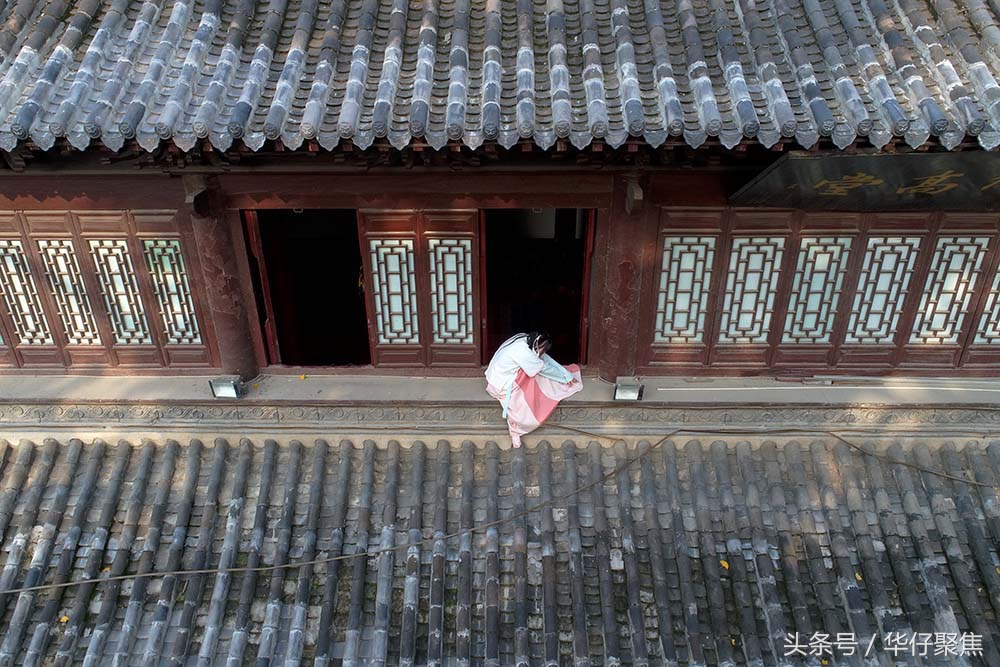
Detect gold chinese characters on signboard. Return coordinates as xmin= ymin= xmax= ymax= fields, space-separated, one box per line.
xmin=732 ymin=152 xmax=1000 ymax=210
xmin=896 ymin=170 xmax=963 ymax=196
xmin=815 ymin=170 xmax=968 ymax=197
xmin=814 ymin=172 xmax=885 ymax=196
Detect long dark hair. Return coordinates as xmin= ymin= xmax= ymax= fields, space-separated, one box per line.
xmin=498 ymin=330 xmax=553 ymax=354
xmin=525 ymin=331 xmax=552 ymax=354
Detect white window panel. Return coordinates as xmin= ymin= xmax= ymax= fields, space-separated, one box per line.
xmin=370 ymin=238 xmax=419 ymax=344
xmin=653 ymin=236 xmax=715 ymax=344
xmin=428 ymin=238 xmax=474 ymax=344
xmin=975 ymin=266 xmax=1000 ymax=345
xmin=719 ymin=237 xmax=785 ymax=344
xmin=143 ymin=239 xmax=202 ymax=345
xmin=845 ymin=236 xmax=921 ymax=345
xmin=0 ymin=239 xmax=52 ymax=345
xmin=90 ymin=239 xmax=152 ymax=345
xmin=910 ymin=236 xmax=990 ymax=345
xmin=783 ymin=237 xmax=852 ymax=344
xmin=37 ymin=239 xmax=101 ymax=346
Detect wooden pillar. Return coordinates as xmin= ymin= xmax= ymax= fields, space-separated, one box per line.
xmin=185 ymin=175 xmax=259 ymax=379
xmin=596 ymin=174 xmax=653 ymax=382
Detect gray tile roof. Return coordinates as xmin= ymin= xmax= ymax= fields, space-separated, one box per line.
xmin=0 ymin=436 xmax=997 ymax=665
xmin=1 ymin=0 xmax=1000 ymax=155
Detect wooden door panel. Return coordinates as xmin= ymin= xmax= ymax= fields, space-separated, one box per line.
xmin=81 ymin=233 xmax=163 ymax=367
xmin=900 ymin=231 xmax=996 ymax=368
xmin=16 ymin=348 xmax=65 ymax=366
xmin=710 ymin=223 xmax=791 ymax=368
xmin=638 ymin=210 xmax=725 ymax=370
xmin=0 ymin=209 xmax=216 ymax=371
xmin=963 ymin=348 xmax=1000 ymax=367
xmin=359 ymin=210 xmax=426 ymax=366
xmin=0 ymin=231 xmax=66 ymax=367
xmin=163 ymin=346 xmax=215 ymax=367
xmin=423 ymin=210 xmax=480 ymax=367
xmin=243 ymin=211 xmax=281 ymax=364
xmin=359 ymin=210 xmax=481 ymax=368
xmin=771 ymin=346 xmax=836 ymax=368
xmin=773 ymin=232 xmax=859 ymax=371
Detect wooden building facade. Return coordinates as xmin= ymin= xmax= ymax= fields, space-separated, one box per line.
xmin=0 ymin=0 xmax=998 ymax=379
xmin=0 ymin=163 xmax=998 ymax=380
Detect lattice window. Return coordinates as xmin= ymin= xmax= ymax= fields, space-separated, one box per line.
xmin=974 ymin=266 xmax=1000 ymax=345
xmin=142 ymin=239 xmax=202 ymax=345
xmin=37 ymin=239 xmax=102 ymax=346
xmin=90 ymin=240 xmax=152 ymax=345
xmin=845 ymin=236 xmax=921 ymax=344
xmin=428 ymin=238 xmax=474 ymax=344
xmin=718 ymin=237 xmax=785 ymax=344
xmin=910 ymin=236 xmax=990 ymax=345
xmin=0 ymin=239 xmax=52 ymax=345
xmin=653 ymin=236 xmax=715 ymax=344
xmin=783 ymin=237 xmax=853 ymax=344
xmin=369 ymin=238 xmax=420 ymax=344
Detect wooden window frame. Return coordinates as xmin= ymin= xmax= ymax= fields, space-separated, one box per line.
xmin=639 ymin=208 xmax=1000 ymax=375
xmin=0 ymin=209 xmax=215 ymax=370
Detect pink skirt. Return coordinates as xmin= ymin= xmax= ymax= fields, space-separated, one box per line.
xmin=486 ymin=365 xmax=583 ymax=447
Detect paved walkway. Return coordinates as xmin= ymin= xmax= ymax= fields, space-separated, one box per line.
xmin=2 ymin=373 xmax=997 ymax=443
xmin=1 ymin=373 xmax=999 ymax=405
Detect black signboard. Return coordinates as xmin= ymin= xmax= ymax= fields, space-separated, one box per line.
xmin=731 ymin=151 xmax=1000 ymax=211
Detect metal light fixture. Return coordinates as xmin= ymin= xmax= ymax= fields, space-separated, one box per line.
xmin=613 ymin=376 xmax=644 ymax=401
xmin=209 ymin=376 xmax=245 ymax=399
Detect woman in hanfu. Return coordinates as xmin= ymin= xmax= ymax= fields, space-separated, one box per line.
xmin=485 ymin=331 xmax=583 ymax=447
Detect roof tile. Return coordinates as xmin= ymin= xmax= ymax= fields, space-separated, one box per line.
xmin=0 ymin=437 xmax=996 ymax=665
xmin=0 ymin=0 xmax=997 ymax=152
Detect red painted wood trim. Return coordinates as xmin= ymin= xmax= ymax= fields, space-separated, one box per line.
xmin=243 ymin=210 xmax=281 ymax=365
xmin=578 ymin=209 xmax=597 ymax=365
xmin=228 ymin=209 xmax=270 ymax=370
xmin=478 ymin=210 xmax=489 ymax=365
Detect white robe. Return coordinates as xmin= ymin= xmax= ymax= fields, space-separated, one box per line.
xmin=485 ymin=336 xmax=544 ymax=391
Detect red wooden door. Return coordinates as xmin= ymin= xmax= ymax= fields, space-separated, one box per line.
xmin=422 ymin=211 xmax=481 ymax=366
xmin=359 ymin=210 xmax=481 ymax=368
xmin=358 ymin=210 xmax=424 ymax=366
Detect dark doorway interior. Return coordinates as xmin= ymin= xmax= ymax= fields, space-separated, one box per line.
xmin=483 ymin=208 xmax=591 ymax=364
xmin=250 ymin=210 xmax=371 ymax=366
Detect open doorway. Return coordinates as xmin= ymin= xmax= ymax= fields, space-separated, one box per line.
xmin=245 ymin=210 xmax=371 ymax=366
xmin=483 ymin=209 xmax=592 ymax=364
